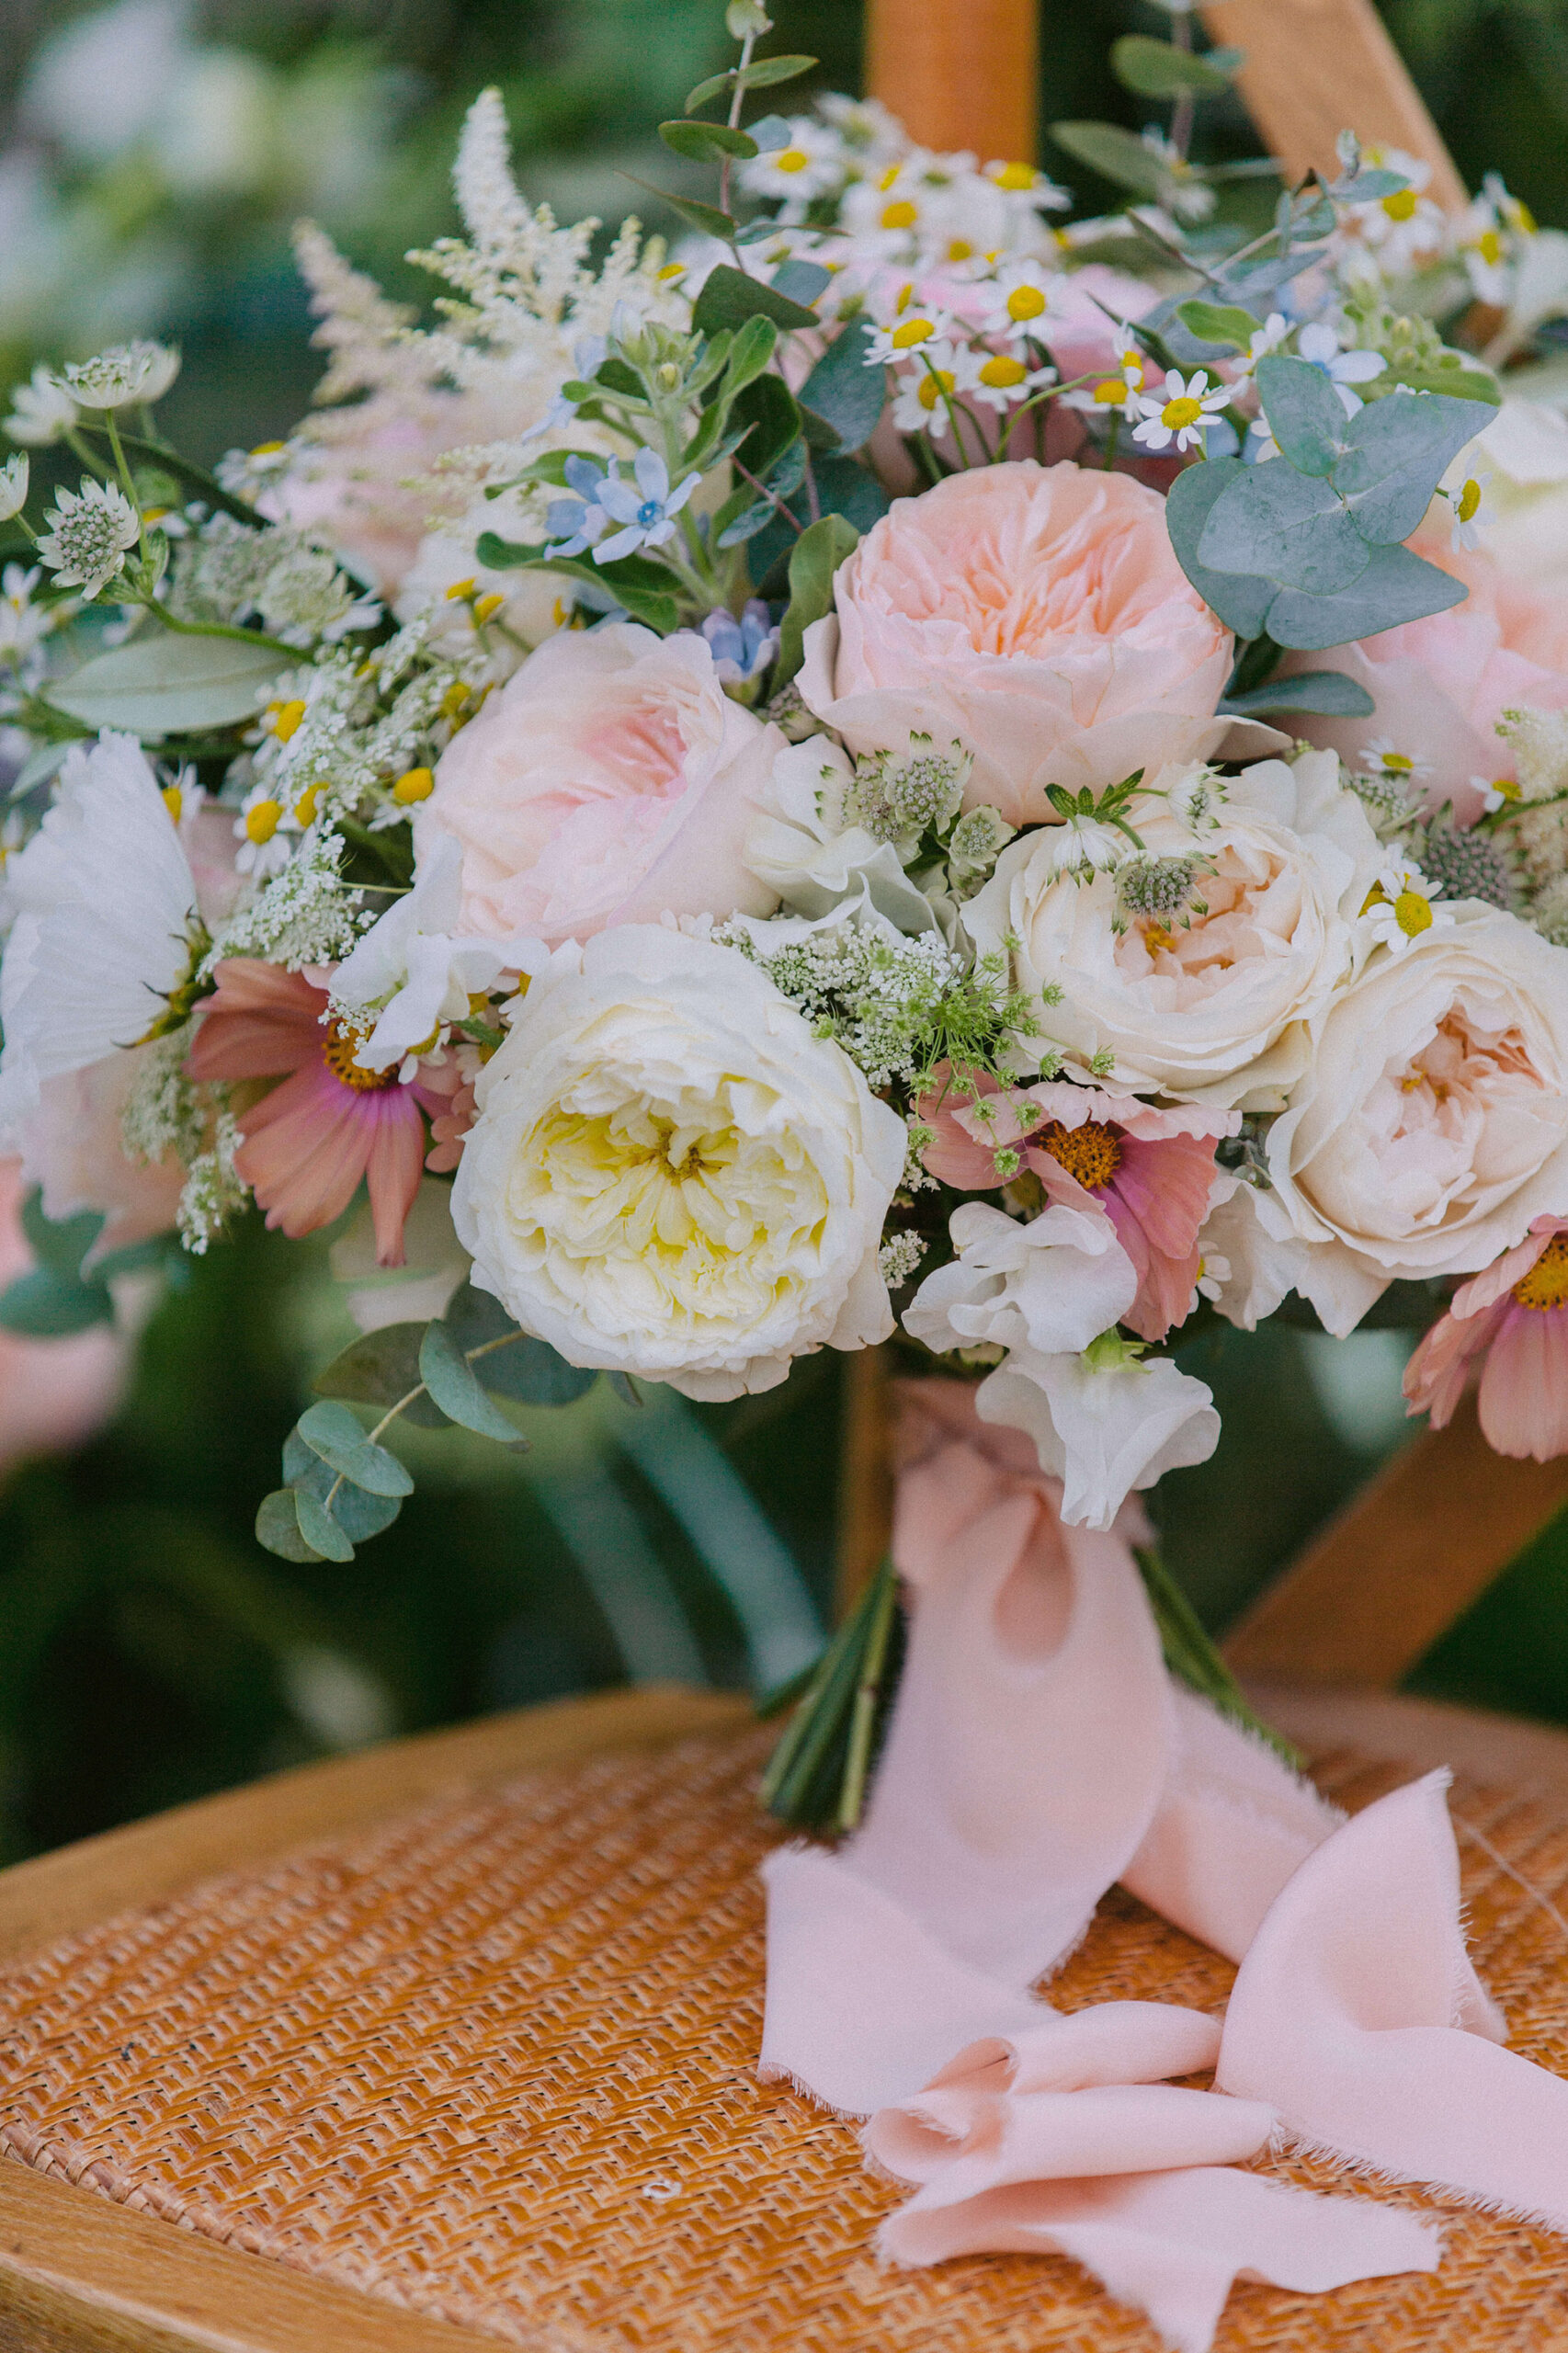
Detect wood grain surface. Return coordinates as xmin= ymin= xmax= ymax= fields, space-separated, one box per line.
xmin=864 ymin=0 xmax=1037 ymax=165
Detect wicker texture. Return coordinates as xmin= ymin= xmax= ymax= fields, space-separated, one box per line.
xmin=1 ymin=1725 xmax=1568 ymax=2349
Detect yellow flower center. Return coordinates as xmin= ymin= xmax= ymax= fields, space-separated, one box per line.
xmin=294 ymin=783 xmax=322 ymax=826
xmin=1491 ymin=776 xmax=1520 ymax=802
xmin=979 ymin=354 xmax=1028 ymax=388
xmin=891 ymin=316 xmax=934 ymax=347
xmin=321 ymin=1019 xmax=396 ymax=1094
xmin=267 ymin=698 xmax=307 ymax=744
xmin=1162 ymin=395 xmax=1204 ymax=428
xmin=1457 ymin=477 xmax=1483 ymax=523
xmin=881 ymin=199 xmax=919 ymax=230
xmin=1381 ymin=751 xmax=1415 ymax=774
xmin=472 ymin=591 xmax=505 ymax=624
xmin=774 ymin=148 xmax=811 ymax=174
xmin=1474 ymin=228 xmax=1504 ymax=267
xmin=161 ymin=784 xmax=183 ymax=824
xmin=946 ymin=237 xmax=974 ymax=262
xmin=1094 ymin=378 xmax=1130 ymax=406
xmin=656 ymin=261 xmax=686 ymax=280
xmin=392 ymin=766 xmax=435 ymax=804
xmin=1039 ymin=1119 xmax=1122 ymax=1191
xmin=1381 ymin=188 xmax=1419 ymax=222
xmin=244 ymin=798 xmax=282 ymax=845
xmin=250 ymin=440 xmax=284 ymax=457
xmin=1517 ymin=199 xmax=1539 ymax=233
xmin=1393 ymin=889 xmax=1434 ymax=938
xmin=1514 ymin=1234 xmax=1568 ymax=1312
xmin=1006 ymin=284 xmax=1047 ymax=322
xmin=994 ymin=162 xmax=1036 ymax=191
xmin=878 ymin=164 xmax=903 ymax=192
xmin=446 ymin=577 xmax=476 ymax=602
xmin=917 ymin=370 xmax=956 ymax=409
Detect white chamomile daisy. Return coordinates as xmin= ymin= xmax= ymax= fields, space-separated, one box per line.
xmin=1471 ymin=774 xmax=1519 ymax=816
xmin=1190 ymin=1252 xmax=1231 ymax=1313
xmin=234 ymin=780 xmax=301 ymax=880
xmin=890 ymin=340 xmax=983 ymax=435
xmin=1131 ymin=368 xmax=1229 ymax=454
xmin=863 ymin=304 xmax=954 ymax=366
xmin=1062 ymin=344 xmax=1149 ymax=416
xmin=968 ymin=349 xmax=1055 ymax=413
xmin=976 ymin=259 xmax=1058 ymax=342
xmin=1362 ymin=739 xmax=1432 ymax=790
xmin=1449 ymin=470 xmax=1491 ymax=551
xmin=741 ymin=119 xmax=845 ymax=211
xmin=1359 ymin=858 xmax=1454 ymax=954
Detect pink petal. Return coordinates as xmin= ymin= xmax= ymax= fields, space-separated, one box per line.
xmin=1449 ymin=1217 xmax=1568 ymax=1323
xmin=233 ymin=1063 xmax=372 ymax=1238
xmin=1108 ymin=1133 xmax=1218 ymax=1262
xmin=187 ymin=960 xmax=326 ymax=1084
xmin=1477 ymin=1305 xmax=1568 ymax=1461
xmin=362 ymin=1089 xmax=427 ymax=1266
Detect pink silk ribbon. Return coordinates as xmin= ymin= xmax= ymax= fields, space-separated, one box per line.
xmin=759 ymin=1381 xmax=1568 ymax=2348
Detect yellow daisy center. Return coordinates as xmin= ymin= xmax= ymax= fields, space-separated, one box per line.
xmin=881 ymin=199 xmax=919 ymax=230
xmin=1094 ymin=378 xmax=1130 ymax=406
xmin=891 ymin=316 xmax=934 ymax=347
xmin=774 ymin=148 xmax=811 ymax=174
xmin=161 ymin=784 xmax=183 ymax=824
xmin=1474 ymin=228 xmax=1504 ymax=267
xmin=1381 ymin=188 xmax=1418 ymax=222
xmin=917 ymin=370 xmax=956 ymax=410
xmin=392 ymin=766 xmax=435 ymax=805
xmin=1162 ymin=395 xmax=1204 ymax=429
xmin=1457 ymin=478 xmax=1483 ymax=523
xmin=244 ymin=798 xmax=281 ymax=845
xmin=1514 ymin=1234 xmax=1568 ymax=1312
xmin=267 ymin=698 xmax=307 ymax=744
xmin=1006 ymin=284 xmax=1047 ymax=322
xmin=979 ymin=354 xmax=1028 ymax=388
xmin=994 ymin=162 xmax=1036 ymax=191
xmin=294 ymin=783 xmax=322 ymax=826
xmin=1393 ymin=889 xmax=1434 ymax=938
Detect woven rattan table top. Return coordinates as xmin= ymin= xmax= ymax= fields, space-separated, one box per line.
xmin=0 ymin=1718 xmax=1567 ymax=2351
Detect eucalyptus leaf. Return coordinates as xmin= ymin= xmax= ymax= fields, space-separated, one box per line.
xmin=1331 ymin=388 xmax=1496 ymax=545
xmin=798 ymin=321 xmax=884 ymax=450
xmin=20 ymin=1192 xmax=101 ymax=1279
xmin=418 ymin=1321 xmax=528 ymax=1444
xmin=1198 ymin=464 xmax=1370 ymax=596
xmin=721 ymin=313 xmax=778 ymax=399
xmin=809 ymin=454 xmax=892 ymax=534
xmin=775 ymin=511 xmax=858 ymax=686
xmin=284 ymin=1437 xmax=404 ymax=1540
xmin=1164 ymin=458 xmax=1277 ymax=641
xmin=620 ymin=176 xmax=737 ymax=244
xmin=693 ymin=264 xmax=820 ymax=335
xmin=1110 ymin=34 xmax=1238 ymax=96
xmin=744 ymin=115 xmax=794 ymax=151
xmin=1220 ymin=671 xmax=1375 ymax=717
xmin=445 ymin=1279 xmax=596 ymax=1405
xmin=1265 ymin=540 xmax=1468 ymax=651
xmin=659 ymin=119 xmax=757 ymax=161
xmin=313 ymin=1323 xmax=452 ymax=1427
xmin=1048 ymin=120 xmax=1167 ymax=199
xmin=256 ymin=1489 xmax=326 ymax=1565
xmin=1255 ymin=355 xmax=1348 ymax=476
xmin=771 ymin=259 xmax=832 ymax=307
xmin=734 ymin=51 xmax=816 ymax=87
xmin=295 ymin=1488 xmax=357 ymax=1563
xmin=727 ymin=371 xmax=802 ymax=482
xmin=51 ymin=631 xmax=290 ymax=737
xmin=0 ymin=1266 xmax=113 ymax=1336
xmin=8 ymin=740 xmax=71 ymax=801
xmin=1380 ymin=363 xmax=1500 ymax=405
xmin=295 ymin=1402 xmax=414 ymax=1498
xmin=607 ymin=1371 xmax=644 ymax=1408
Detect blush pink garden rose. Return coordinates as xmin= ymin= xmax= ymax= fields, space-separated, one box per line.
xmin=413 ymin=623 xmax=783 ymax=946
xmin=919 ymin=1070 xmax=1238 ymax=1342
xmin=1297 ymin=529 xmax=1568 ymax=823
xmin=796 ymin=461 xmax=1240 ymax=824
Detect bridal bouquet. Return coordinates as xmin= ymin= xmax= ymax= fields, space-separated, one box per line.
xmin=3 ymin=2 xmax=1568 ymax=1806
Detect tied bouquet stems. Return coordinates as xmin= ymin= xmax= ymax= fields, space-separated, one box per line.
xmin=3 ymin=0 xmax=1568 ymax=1824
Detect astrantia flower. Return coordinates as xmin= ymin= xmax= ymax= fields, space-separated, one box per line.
xmin=186 ymin=961 xmax=439 ymax=1265
xmin=62 ymin=340 xmax=181 ymax=412
xmin=0 ymin=457 xmax=29 ymax=524
xmin=35 ymin=479 xmax=140 ymax=600
xmin=1131 ymin=368 xmax=1229 ymax=455
xmin=4 ymin=366 xmax=78 ymax=448
xmin=0 ymin=734 xmax=200 ymax=1142
xmin=233 ymin=781 xmax=298 ymax=881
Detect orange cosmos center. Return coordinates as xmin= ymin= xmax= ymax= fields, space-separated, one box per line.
xmin=1038 ymin=1119 xmax=1122 ymax=1190
xmin=322 ymin=1020 xmax=397 ymax=1093
xmin=1514 ymin=1234 xmax=1568 ymax=1312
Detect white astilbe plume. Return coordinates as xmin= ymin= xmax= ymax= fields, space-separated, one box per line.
xmin=292 ymin=223 xmax=429 ymax=409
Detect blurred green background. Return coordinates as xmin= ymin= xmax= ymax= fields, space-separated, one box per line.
xmin=3 ymin=0 xmax=1567 ymax=1862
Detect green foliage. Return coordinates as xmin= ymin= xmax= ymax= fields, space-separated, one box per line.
xmin=0 ymin=1193 xmax=170 ymax=1339
xmin=691 ymin=263 xmax=821 ymax=335
xmin=1110 ymin=35 xmax=1240 ymax=97
xmin=49 ymin=631 xmax=293 ymax=737
xmin=797 ymin=320 xmax=884 ymax=451
xmin=658 ymin=119 xmax=759 ymax=162
xmin=775 ymin=511 xmax=858 ymax=683
xmin=1220 ymin=672 xmax=1376 ymax=718
xmin=1048 ymin=119 xmax=1172 ymax=199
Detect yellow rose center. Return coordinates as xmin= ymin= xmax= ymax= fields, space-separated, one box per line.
xmin=1006 ymin=284 xmax=1047 ymax=322
xmin=891 ymin=316 xmax=935 ymax=347
xmin=1514 ymin=1234 xmax=1568 ymax=1312
xmin=1381 ymin=188 xmax=1419 ymax=222
xmin=244 ymin=798 xmax=281 ymax=845
xmin=881 ymin=199 xmax=919 ymax=230
xmin=1162 ymin=396 xmax=1204 ymax=428
xmin=1038 ymin=1119 xmax=1122 ymax=1191
xmin=321 ymin=1019 xmax=396 ymax=1093
xmin=774 ymin=148 xmax=810 ymax=173
xmin=979 ymin=354 xmax=1028 ymax=388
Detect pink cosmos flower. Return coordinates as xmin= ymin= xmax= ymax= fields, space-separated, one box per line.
xmin=186 ymin=961 xmax=437 ymax=1264
xmin=1403 ymin=1214 xmax=1568 ymax=1461
xmin=920 ymin=1069 xmax=1237 ymax=1342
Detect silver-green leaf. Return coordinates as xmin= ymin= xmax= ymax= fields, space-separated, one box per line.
xmin=51 ymin=631 xmax=291 ymax=737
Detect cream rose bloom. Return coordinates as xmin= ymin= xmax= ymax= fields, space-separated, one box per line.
xmin=414 ymin=625 xmax=782 ymax=948
xmin=1243 ymin=904 xmax=1568 ymax=1334
xmin=450 ymin=926 xmax=907 ymax=1400
xmin=797 ymin=460 xmax=1242 ymax=825
xmin=965 ymin=751 xmax=1381 ymax=1109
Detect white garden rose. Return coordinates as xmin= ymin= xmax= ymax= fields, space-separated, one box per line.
xmin=450 ymin=926 xmax=907 ymax=1400
xmin=965 ymin=750 xmax=1381 ymax=1108
xmin=1251 ymin=904 xmax=1568 ymax=1334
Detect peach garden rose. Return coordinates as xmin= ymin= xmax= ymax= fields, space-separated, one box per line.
xmin=796 ymin=460 xmax=1240 ymax=825
xmin=413 ymin=623 xmax=783 ymax=947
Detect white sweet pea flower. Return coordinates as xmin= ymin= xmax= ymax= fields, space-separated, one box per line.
xmin=903 ymin=1198 xmax=1138 ymax=1360
xmin=333 ymin=835 xmax=548 ymax=1076
xmin=973 ymin=1336 xmax=1221 ymax=1530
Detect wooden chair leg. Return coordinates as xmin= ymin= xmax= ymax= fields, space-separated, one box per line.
xmin=863 ymin=0 xmax=1037 ymax=164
